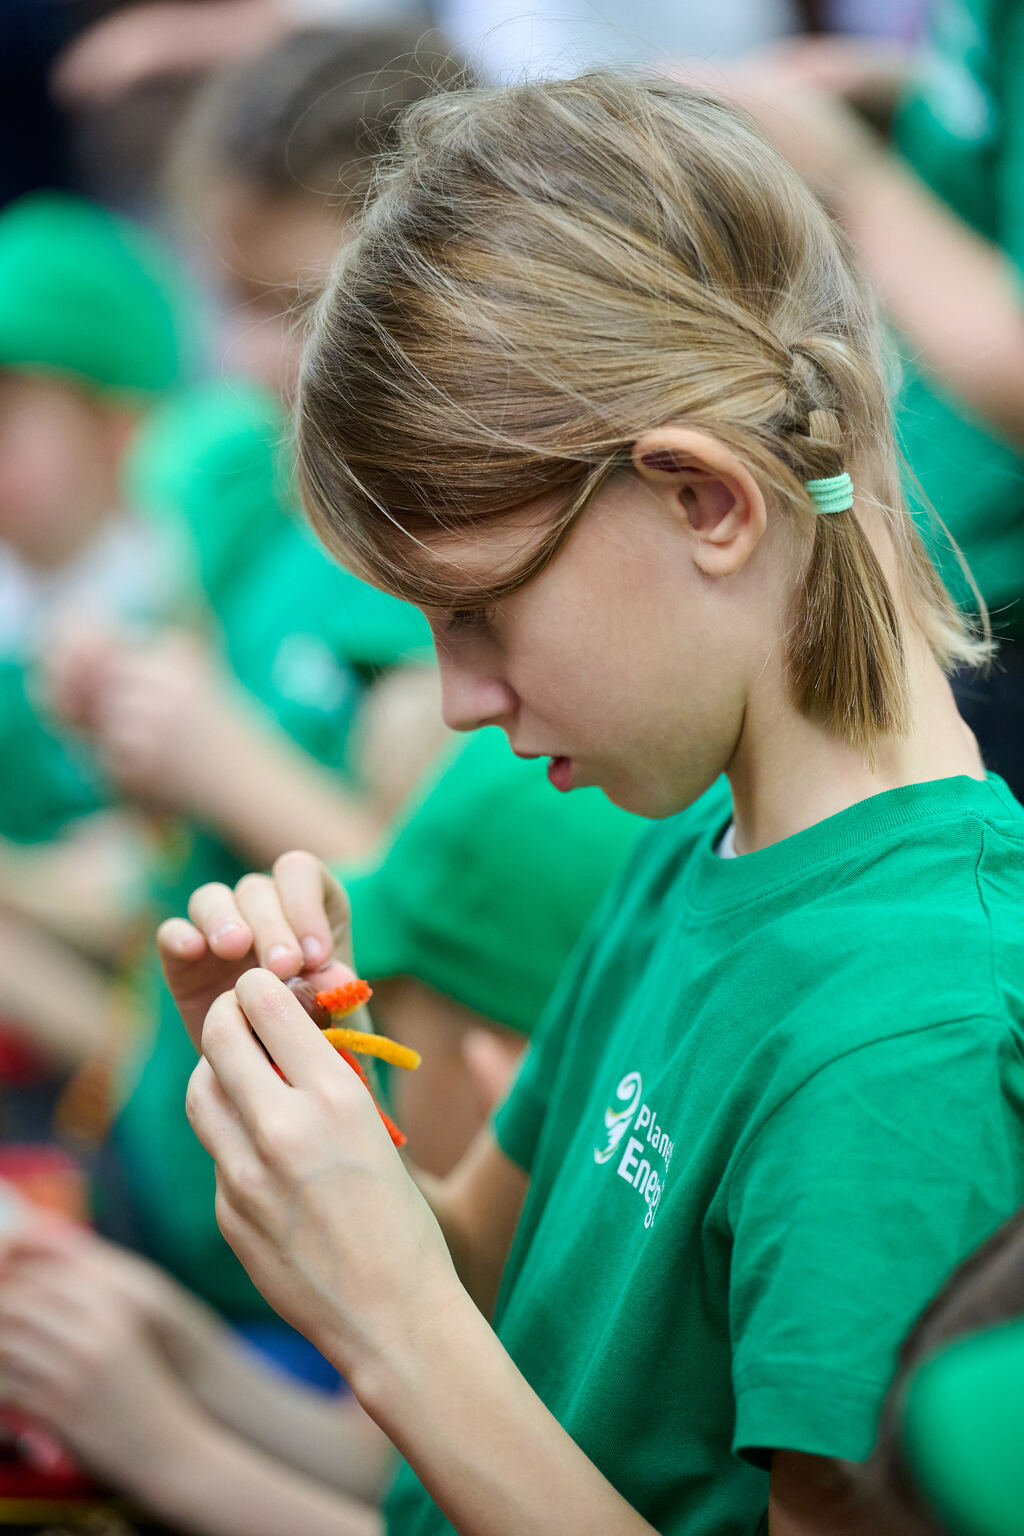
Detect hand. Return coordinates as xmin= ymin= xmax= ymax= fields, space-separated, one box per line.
xmin=0 ymin=1220 xmax=178 ymax=1335
xmin=0 ymin=1232 xmax=194 ymax=1489
xmin=50 ymin=0 xmax=285 ymax=106
xmin=85 ymin=630 xmax=236 ymax=811
xmin=751 ymin=35 xmax=912 ymax=112
xmin=38 ymin=616 xmax=122 ymax=734
xmin=158 ymin=850 xmax=355 ymax=1052
xmin=676 ymin=59 xmax=886 ymax=207
xmin=186 ymin=968 xmax=462 ymax=1380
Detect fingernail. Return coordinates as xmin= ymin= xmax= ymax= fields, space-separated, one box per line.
xmin=267 ymin=944 xmax=294 ymax=966
xmin=302 ymin=936 xmax=323 ymax=964
xmin=210 ymin=923 xmax=242 ymax=945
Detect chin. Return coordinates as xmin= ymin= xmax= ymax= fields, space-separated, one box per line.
xmin=597 ymin=779 xmax=676 ymax=821
xmin=601 ymin=766 xmax=720 ymax=821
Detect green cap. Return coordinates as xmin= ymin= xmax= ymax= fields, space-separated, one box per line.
xmin=342 ymin=728 xmax=645 ymax=1035
xmin=903 ymin=1317 xmax=1024 ymax=1536
xmin=0 ymin=193 xmax=192 ymax=397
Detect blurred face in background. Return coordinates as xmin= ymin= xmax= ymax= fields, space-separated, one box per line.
xmin=0 ymin=372 xmax=127 ymax=568
xmin=210 ymin=180 xmax=347 ymax=402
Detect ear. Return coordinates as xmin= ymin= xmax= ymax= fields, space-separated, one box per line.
xmin=630 ymin=426 xmax=768 ymax=578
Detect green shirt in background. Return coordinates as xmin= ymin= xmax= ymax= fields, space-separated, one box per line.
xmin=114 ymin=382 xmax=431 ymax=1317
xmin=895 ymin=0 xmax=1024 ymax=632
xmin=388 ymin=773 xmax=1024 ymax=1535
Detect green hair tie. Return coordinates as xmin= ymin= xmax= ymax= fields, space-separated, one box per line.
xmin=805 ymin=471 xmax=854 ymax=513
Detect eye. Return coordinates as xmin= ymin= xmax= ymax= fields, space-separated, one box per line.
xmin=445 ymin=606 xmax=493 ymax=635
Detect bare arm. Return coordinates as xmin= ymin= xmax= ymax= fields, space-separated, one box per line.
xmin=352 ymin=1293 xmax=657 ymax=1536
xmin=769 ymin=1451 xmax=909 ymax=1535
xmin=0 ymin=907 xmax=114 ymax=1065
xmin=0 ymin=1235 xmax=383 ymax=1536
xmin=87 ymin=638 xmax=447 ymax=868
xmin=119 ymin=1403 xmax=382 ymax=1536
xmin=838 ymin=153 xmax=1024 ymax=446
xmin=149 ymin=1280 xmax=393 ymax=1500
xmin=708 ymin=68 xmax=1024 ymax=446
xmin=417 ymin=1127 xmax=529 ymax=1321
xmin=0 ymin=812 xmax=150 ymax=958
xmin=174 ymin=689 xmax=384 ymax=867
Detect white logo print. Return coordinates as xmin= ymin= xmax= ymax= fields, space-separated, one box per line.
xmin=593 ymin=1071 xmax=642 ymax=1165
xmin=594 ymin=1069 xmax=674 ymax=1230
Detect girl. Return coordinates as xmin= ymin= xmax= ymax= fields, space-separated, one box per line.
xmin=161 ymin=73 xmax=1024 ymax=1535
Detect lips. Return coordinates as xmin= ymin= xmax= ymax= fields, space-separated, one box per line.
xmin=547 ymin=756 xmax=573 ymax=792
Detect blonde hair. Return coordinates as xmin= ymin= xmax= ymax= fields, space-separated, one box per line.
xmin=298 ymin=72 xmax=987 ymax=748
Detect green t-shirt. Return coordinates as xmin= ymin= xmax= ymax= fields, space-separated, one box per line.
xmin=114 ymin=386 xmax=431 ymax=1317
xmin=0 ymin=661 xmax=106 ymax=842
xmin=388 ymin=773 xmax=1024 ymax=1535
xmin=895 ymin=0 xmax=1024 ymax=630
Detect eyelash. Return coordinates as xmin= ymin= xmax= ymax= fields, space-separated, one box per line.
xmin=445 ymin=607 xmax=493 ymax=634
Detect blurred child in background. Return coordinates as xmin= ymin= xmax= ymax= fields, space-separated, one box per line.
xmin=0 ymin=191 xmax=195 ymax=1113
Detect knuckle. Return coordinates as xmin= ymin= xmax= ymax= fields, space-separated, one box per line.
xmin=218 ymin=1157 xmax=266 ymax=1220
xmin=198 ymin=998 xmax=235 ymax=1055
xmin=331 ymin=878 xmax=352 ymax=924
xmin=273 ymin=848 xmax=315 ymax=879
xmin=254 ymin=1106 xmax=306 ymax=1169
xmin=184 ymin=1070 xmax=206 ymax=1127
xmin=318 ymin=1066 xmax=361 ymax=1119
xmin=234 ymin=871 xmax=272 ymax=903
xmin=214 ymin=1185 xmax=242 ymax=1242
xmin=187 ymin=881 xmax=231 ymax=918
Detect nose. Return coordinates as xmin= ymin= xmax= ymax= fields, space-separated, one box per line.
xmin=437 ymin=653 xmax=517 ymax=734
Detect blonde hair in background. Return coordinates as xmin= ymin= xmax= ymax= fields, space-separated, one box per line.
xmin=298 ymin=72 xmax=989 ymax=751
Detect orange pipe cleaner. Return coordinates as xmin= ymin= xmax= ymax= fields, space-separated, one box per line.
xmin=313 ymin=981 xmax=418 ymax=1149
xmin=315 ymin=980 xmax=372 ymax=1017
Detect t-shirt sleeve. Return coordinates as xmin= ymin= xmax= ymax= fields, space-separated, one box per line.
xmin=727 ymin=1016 xmax=1024 ymax=1466
xmin=491 ymin=1039 xmax=550 ymax=1172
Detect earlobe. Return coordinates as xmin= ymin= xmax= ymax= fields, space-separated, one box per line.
xmin=632 ymin=427 xmax=767 ymax=577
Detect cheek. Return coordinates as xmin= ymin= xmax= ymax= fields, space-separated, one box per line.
xmin=0 ymin=415 xmax=86 ymax=520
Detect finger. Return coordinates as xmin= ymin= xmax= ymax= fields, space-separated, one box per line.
xmin=185 ymin=1055 xmax=261 ymax=1169
xmin=0 ymin=1330 xmax=66 ymax=1393
xmin=156 ymin=915 xmax=206 ymax=968
xmin=272 ymin=851 xmax=345 ymax=970
xmin=233 ymin=873 xmax=304 ymax=977
xmin=233 ymin=969 xmax=342 ymax=1094
xmin=0 ymin=1286 xmax=92 ymax=1352
xmin=186 ymin=883 xmax=253 ymax=959
xmin=0 ymin=1221 xmax=86 ymax=1274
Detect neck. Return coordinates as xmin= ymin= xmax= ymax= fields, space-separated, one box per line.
xmin=726 ymin=627 xmax=985 ymax=854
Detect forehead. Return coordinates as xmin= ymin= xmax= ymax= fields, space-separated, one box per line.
xmin=406 ymin=490 xmax=572 ymax=604
xmin=213 ymin=183 xmax=347 ymax=301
